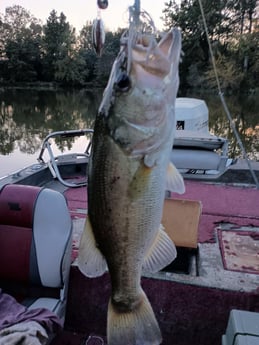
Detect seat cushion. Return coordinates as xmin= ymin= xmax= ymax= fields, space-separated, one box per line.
xmin=32 ymin=188 xmax=72 ymax=288
xmin=0 ymin=184 xmax=72 ymax=288
xmin=0 ymin=185 xmax=41 ymax=284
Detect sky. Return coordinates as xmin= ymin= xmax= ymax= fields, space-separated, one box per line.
xmin=0 ymin=0 xmax=167 ymax=33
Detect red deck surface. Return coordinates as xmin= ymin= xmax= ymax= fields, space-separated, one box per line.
xmin=172 ymin=180 xmax=259 ymax=242
xmin=64 ymin=180 xmax=259 ymax=244
xmin=53 ymin=181 xmax=259 ymax=345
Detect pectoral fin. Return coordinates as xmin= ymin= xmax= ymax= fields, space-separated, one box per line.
xmin=142 ymin=224 xmax=177 ymax=273
xmin=166 ymin=162 xmax=185 ymax=194
xmin=78 ymin=217 xmax=107 ymax=277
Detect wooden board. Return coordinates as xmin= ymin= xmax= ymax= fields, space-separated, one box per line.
xmin=162 ymin=198 xmax=202 ymax=248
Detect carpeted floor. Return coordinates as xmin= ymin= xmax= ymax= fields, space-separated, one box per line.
xmin=56 ymin=181 xmax=259 ymax=344
xmin=172 ymin=180 xmax=259 ymax=243
xmin=50 ymin=267 xmax=259 ymax=345
xmin=64 ymin=186 xmax=88 ymax=219
xmin=64 ymin=181 xmax=259 ymax=246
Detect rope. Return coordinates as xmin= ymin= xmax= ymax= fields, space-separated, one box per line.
xmin=197 ymin=0 xmax=259 ymax=188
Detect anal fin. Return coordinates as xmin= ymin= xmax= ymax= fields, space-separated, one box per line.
xmin=78 ymin=217 xmax=107 ymax=277
xmin=142 ymin=224 xmax=177 ymax=273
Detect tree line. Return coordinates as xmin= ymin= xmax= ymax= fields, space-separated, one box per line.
xmin=0 ymin=1 xmax=258 ymax=93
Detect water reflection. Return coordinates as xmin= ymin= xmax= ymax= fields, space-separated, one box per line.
xmin=0 ymin=88 xmax=99 ymax=154
xmin=0 ymin=88 xmax=258 ymax=177
xmin=0 ymin=88 xmax=100 ymax=176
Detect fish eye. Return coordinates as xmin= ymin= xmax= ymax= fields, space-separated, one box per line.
xmin=115 ymin=72 xmax=131 ymax=92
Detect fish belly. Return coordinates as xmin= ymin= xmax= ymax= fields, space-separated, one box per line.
xmin=86 ymin=117 xmax=166 ymax=345
xmin=88 ymin=119 xmax=166 ymax=297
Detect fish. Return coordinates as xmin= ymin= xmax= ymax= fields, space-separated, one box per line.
xmin=78 ymin=26 xmax=184 ymax=345
xmin=92 ymin=18 xmax=105 ymax=56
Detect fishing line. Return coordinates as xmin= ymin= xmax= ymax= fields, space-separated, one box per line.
xmin=126 ymin=0 xmax=157 ymax=74
xmin=197 ymin=0 xmax=259 ymax=188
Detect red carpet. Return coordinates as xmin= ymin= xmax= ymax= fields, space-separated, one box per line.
xmin=64 ymin=187 xmax=88 ymax=261
xmin=64 ymin=181 xmax=259 ymax=246
xmin=52 ymin=182 xmax=259 ymax=345
xmin=64 ymin=187 xmax=88 ymax=219
xmin=172 ymin=181 xmax=259 ymax=243
xmin=50 ymin=267 xmax=259 ymax=345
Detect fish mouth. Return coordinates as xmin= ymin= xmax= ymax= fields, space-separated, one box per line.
xmin=130 ymin=28 xmax=182 ymax=80
xmin=99 ymin=9 xmax=181 ymax=115
xmin=109 ymin=27 xmax=181 ymax=103
xmin=98 ymin=11 xmax=181 ymax=161
xmin=119 ymin=7 xmax=182 ymax=78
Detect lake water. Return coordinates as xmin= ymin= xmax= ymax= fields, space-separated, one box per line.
xmin=0 ymin=88 xmax=258 ymax=178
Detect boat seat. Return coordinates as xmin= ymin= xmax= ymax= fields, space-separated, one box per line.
xmin=171 ymin=148 xmax=229 ymax=179
xmin=222 ymin=309 xmax=259 ymax=345
xmin=0 ymin=184 xmax=72 ymax=325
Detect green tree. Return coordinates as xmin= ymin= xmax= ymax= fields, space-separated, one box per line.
xmin=207 ymin=1 xmax=259 ymax=92
xmin=77 ymin=24 xmax=122 ymax=85
xmin=77 ymin=22 xmax=98 ymax=82
xmin=42 ymin=10 xmax=77 ymax=82
xmin=162 ymin=0 xmax=259 ymax=93
xmin=0 ymin=5 xmax=43 ymax=82
xmin=93 ymin=29 xmax=122 ymax=86
xmin=162 ymin=0 xmax=226 ymax=91
xmin=54 ymin=53 xmax=88 ymax=86
xmin=1 ymin=5 xmax=40 ymax=39
xmin=224 ymin=0 xmax=257 ymax=34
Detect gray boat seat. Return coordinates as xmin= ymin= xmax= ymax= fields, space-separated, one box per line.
xmin=0 ymin=184 xmax=72 ymax=325
xmin=222 ymin=309 xmax=259 ymax=345
xmin=171 ymin=148 xmax=229 ymax=177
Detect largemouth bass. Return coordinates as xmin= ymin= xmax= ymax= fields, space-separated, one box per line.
xmin=79 ymin=24 xmax=184 ymax=345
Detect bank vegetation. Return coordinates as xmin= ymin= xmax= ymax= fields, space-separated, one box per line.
xmin=0 ymin=1 xmax=258 ymax=94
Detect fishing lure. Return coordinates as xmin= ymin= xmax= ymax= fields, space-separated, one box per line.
xmin=97 ymin=0 xmax=108 ymax=10
xmin=92 ymin=18 xmax=105 ymax=56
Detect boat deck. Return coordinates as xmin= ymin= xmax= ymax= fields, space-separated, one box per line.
xmin=1 ymin=159 xmax=259 ymax=345
xmin=1 ymin=158 xmax=258 ymax=293
xmin=53 ymin=170 xmax=259 ymax=344
xmin=46 ymin=172 xmax=259 ymax=293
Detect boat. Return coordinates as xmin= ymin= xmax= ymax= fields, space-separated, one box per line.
xmin=0 ymin=97 xmax=230 ymax=187
xmin=172 ymin=98 xmax=231 ymax=179
xmin=1 ymin=0 xmax=259 ymax=338
xmin=0 ymin=109 xmax=259 ymax=345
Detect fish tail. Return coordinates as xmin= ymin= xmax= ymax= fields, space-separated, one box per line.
xmin=107 ymin=289 xmax=162 ymax=345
